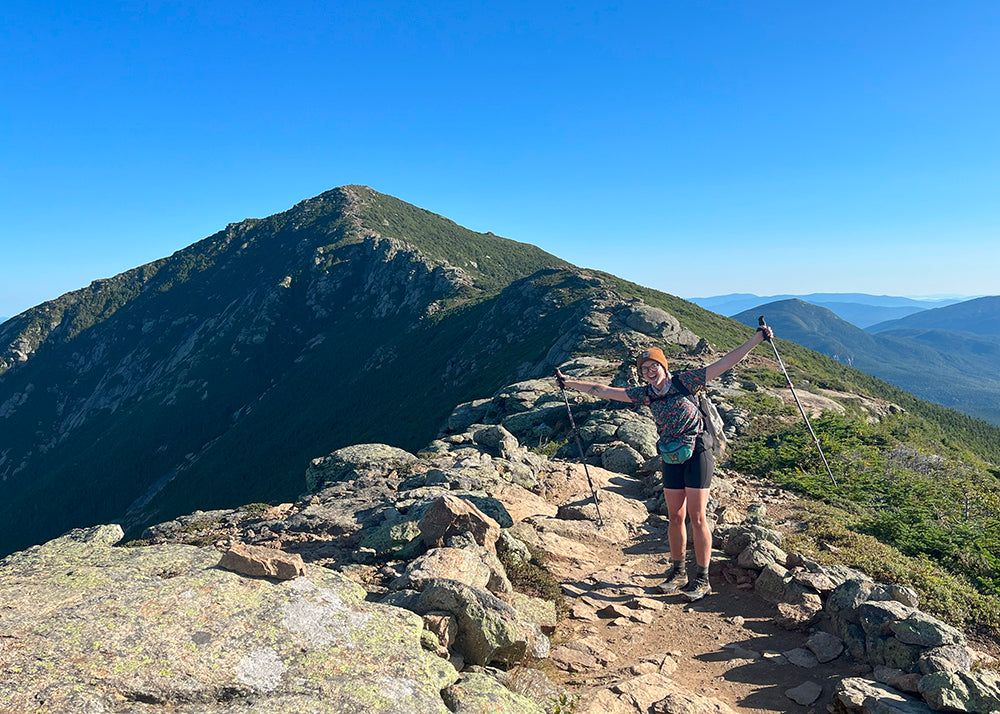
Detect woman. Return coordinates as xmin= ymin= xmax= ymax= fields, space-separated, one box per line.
xmin=555 ymin=325 xmax=773 ymax=601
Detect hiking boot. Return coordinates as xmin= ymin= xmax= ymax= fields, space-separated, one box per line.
xmin=657 ymin=566 xmax=688 ymax=593
xmin=681 ymin=576 xmax=712 ymax=602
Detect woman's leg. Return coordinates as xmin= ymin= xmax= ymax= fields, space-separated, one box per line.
xmin=663 ymin=488 xmax=688 ymax=562
xmin=684 ymin=486 xmax=713 ymax=568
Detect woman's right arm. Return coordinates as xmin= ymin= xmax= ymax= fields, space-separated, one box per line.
xmin=555 ymin=369 xmax=633 ymax=403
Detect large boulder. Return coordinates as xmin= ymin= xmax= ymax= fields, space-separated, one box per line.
xmin=0 ymin=525 xmax=457 ymax=713
xmin=615 ymin=420 xmax=659 ymax=459
xmin=305 ymin=443 xmax=417 ymax=492
xmin=601 ymin=443 xmax=646 ymax=474
xmin=830 ymin=677 xmax=933 ymax=713
xmin=396 ymin=547 xmax=494 ymax=592
xmin=919 ymin=670 xmax=1000 ymax=713
xmin=416 ymin=579 xmax=546 ymax=666
xmin=419 ymin=495 xmax=502 ymax=554
xmin=442 ymin=672 xmax=546 ymax=714
xmin=473 ymin=425 xmax=521 ymax=459
xmin=445 ymin=399 xmax=493 ymax=433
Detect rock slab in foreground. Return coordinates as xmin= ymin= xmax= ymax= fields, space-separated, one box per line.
xmin=218 ymin=542 xmax=306 ymax=580
xmin=0 ymin=525 xmax=457 ymax=713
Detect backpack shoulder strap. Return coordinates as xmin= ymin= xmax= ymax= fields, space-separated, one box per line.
xmin=670 ymin=374 xmax=692 ymax=396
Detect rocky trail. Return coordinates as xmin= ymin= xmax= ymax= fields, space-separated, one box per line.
xmin=533 ymin=464 xmax=866 ymax=713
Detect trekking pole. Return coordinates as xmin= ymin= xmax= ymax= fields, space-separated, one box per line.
xmin=556 ymin=373 xmax=605 ymax=528
xmin=757 ymin=317 xmax=839 ymax=488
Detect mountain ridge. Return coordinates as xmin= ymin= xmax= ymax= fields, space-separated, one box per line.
xmin=869 ymin=295 xmax=1000 ymax=335
xmin=690 ymin=293 xmax=972 ymax=328
xmin=0 ymin=186 xmax=576 ymax=555
xmin=2 ymin=185 xmax=1000 ymax=564
xmin=732 ymin=299 xmax=1000 ymax=425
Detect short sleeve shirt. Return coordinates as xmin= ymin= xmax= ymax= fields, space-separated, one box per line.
xmin=625 ymin=367 xmax=707 ymax=451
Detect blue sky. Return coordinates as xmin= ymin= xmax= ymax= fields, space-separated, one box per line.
xmin=2 ymin=1 xmax=998 ymax=319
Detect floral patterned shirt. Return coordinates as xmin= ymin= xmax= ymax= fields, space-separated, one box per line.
xmin=625 ymin=367 xmax=707 ymax=450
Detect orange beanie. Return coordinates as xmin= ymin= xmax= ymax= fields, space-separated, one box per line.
xmin=637 ymin=347 xmax=669 ymax=372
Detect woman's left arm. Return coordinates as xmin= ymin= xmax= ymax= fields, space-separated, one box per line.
xmin=704 ymin=326 xmax=774 ymax=382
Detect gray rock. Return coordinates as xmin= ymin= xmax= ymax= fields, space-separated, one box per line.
xmin=474 ymin=425 xmax=521 ymax=459
xmin=784 ymin=647 xmax=819 ymax=669
xmin=890 ymin=611 xmax=966 ymax=648
xmin=822 ymin=564 xmax=873 ymax=588
xmin=442 ymin=672 xmax=546 ymax=714
xmin=874 ymin=666 xmax=906 ymax=684
xmin=493 ymin=380 xmax=554 ymax=414
xmin=502 ymin=405 xmax=566 ymax=438
xmin=871 ymin=583 xmax=920 ymax=609
xmin=785 ymin=681 xmax=823 ymax=706
xmin=754 ymin=563 xmax=791 ymax=604
xmin=719 ymin=524 xmax=784 ymax=557
xmin=918 ymin=644 xmax=975 ymax=675
xmin=791 ymin=568 xmax=837 ymax=592
xmin=446 ymin=399 xmax=493 ymax=433
xmin=831 ymin=677 xmax=934 ymax=713
xmin=616 ymin=420 xmax=659 ymax=459
xmin=512 ymin=592 xmax=558 ymax=634
xmin=0 ymin=525 xmax=457 ymax=713
xmin=305 ymin=443 xmax=417 ymax=491
xmin=359 ymin=517 xmax=425 ymax=560
xmin=601 ymin=442 xmax=646 ymax=475
xmin=396 ymin=547 xmax=493 ymax=592
xmin=827 ymin=579 xmax=877 ymax=623
xmin=919 ymin=670 xmax=1000 ymax=713
xmin=806 ymin=631 xmax=845 ymax=663
xmin=496 ymin=531 xmax=532 ymax=566
xmin=866 ymin=633 xmax=923 ymax=673
xmin=737 ymin=539 xmax=788 ymax=570
xmin=493 ymin=458 xmax=542 ymax=490
xmin=857 ymin=600 xmax=915 ymax=636
xmin=418 ymin=579 xmax=543 ymax=666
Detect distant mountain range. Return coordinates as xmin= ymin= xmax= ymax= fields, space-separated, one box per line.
xmin=868 ymin=295 xmax=1000 ymax=334
xmin=691 ymin=293 xmax=969 ymax=328
xmin=732 ymin=299 xmax=1000 ymax=425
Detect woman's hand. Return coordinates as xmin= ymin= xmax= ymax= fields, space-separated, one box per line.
xmin=554 ymin=368 xmax=567 ymax=390
xmin=756 ymin=325 xmax=774 ymax=342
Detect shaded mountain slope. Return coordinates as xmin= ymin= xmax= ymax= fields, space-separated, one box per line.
xmin=0 ymin=187 xmax=574 ymax=555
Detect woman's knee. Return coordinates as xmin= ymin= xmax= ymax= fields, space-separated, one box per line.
xmin=688 ymin=510 xmax=709 ymax=529
xmin=663 ymin=489 xmax=687 ymax=518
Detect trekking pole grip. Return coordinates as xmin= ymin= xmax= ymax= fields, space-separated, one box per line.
xmin=757 ymin=315 xmax=772 ymax=341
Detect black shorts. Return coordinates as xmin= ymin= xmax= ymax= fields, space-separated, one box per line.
xmin=661 ymin=434 xmax=715 ymax=490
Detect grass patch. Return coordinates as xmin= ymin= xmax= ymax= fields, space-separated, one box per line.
xmin=500 ymin=543 xmax=570 ymax=621
xmin=784 ymin=499 xmax=1000 ymax=638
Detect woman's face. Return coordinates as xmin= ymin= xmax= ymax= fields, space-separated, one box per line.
xmin=640 ymin=360 xmax=666 ymax=386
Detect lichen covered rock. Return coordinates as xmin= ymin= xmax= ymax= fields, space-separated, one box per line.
xmin=0 ymin=525 xmax=457 ymax=713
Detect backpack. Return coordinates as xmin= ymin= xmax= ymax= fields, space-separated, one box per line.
xmin=670 ymin=375 xmax=727 ymax=460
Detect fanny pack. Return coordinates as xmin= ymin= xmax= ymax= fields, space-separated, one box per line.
xmin=658 ymin=439 xmax=694 ymax=464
